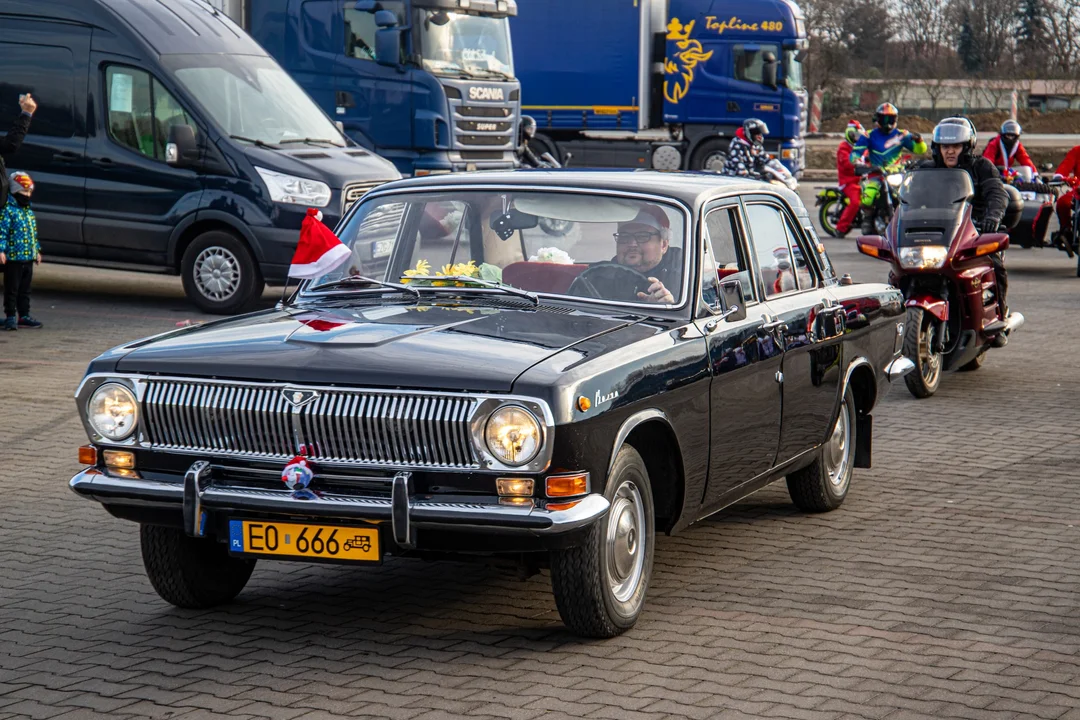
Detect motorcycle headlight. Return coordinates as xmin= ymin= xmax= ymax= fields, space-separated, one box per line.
xmin=898 ymin=245 xmax=948 ymax=270
xmin=255 ymin=167 xmax=332 ymax=208
xmin=88 ymin=383 xmax=138 ymax=441
xmin=887 ymin=173 xmax=904 ymax=188
xmin=485 ymin=405 xmax=542 ymax=466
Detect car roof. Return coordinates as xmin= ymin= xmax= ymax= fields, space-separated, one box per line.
xmin=378 ymin=169 xmax=802 ymax=211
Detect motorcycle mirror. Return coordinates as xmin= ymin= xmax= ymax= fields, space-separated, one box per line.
xmin=855 ymin=235 xmax=891 ymax=261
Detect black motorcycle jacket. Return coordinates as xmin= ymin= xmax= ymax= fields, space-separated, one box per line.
xmin=921 ymin=155 xmax=1009 ymax=227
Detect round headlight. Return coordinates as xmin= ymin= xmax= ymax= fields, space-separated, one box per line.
xmin=484 ymin=405 xmax=542 ymax=466
xmin=88 ymin=383 xmax=138 ymax=441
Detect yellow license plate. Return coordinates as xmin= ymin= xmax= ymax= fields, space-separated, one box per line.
xmin=229 ymin=520 xmax=380 ymax=562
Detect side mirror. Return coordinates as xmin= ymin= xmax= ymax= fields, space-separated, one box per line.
xmin=856 ymin=234 xmax=891 ymax=261
xmin=718 ymin=279 xmax=747 ymax=322
xmin=374 ymin=9 xmax=397 ymax=27
xmin=762 ymin=58 xmax=779 ymax=91
xmin=375 ymin=27 xmax=403 ymax=66
xmin=165 ymin=124 xmax=197 ymax=168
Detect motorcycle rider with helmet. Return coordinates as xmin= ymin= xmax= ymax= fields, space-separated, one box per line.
xmin=983 ymin=120 xmax=1038 ymax=179
xmin=924 ymin=117 xmax=1011 ymax=318
xmin=517 ymin=116 xmax=543 ymax=168
xmin=835 ymin=120 xmax=867 ymax=236
xmin=1050 ymin=143 xmax=1080 ymax=253
xmin=850 ymin=102 xmax=928 ymax=234
xmin=722 ymin=118 xmax=770 ymax=179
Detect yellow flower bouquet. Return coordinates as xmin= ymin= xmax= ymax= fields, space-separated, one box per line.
xmin=401 ymin=259 xmax=503 ymax=287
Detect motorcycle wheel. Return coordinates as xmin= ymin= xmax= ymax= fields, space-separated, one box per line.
xmin=958 ymin=350 xmax=986 ymax=372
xmin=818 ymin=199 xmax=843 ymax=238
xmin=539 ymin=217 xmax=573 ymax=237
xmin=903 ymin=307 xmax=942 ymax=398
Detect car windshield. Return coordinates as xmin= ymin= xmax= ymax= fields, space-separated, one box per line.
xmin=165 ymin=54 xmax=346 ymax=147
xmin=308 ymin=189 xmax=688 ymax=306
xmin=418 ymin=11 xmax=515 ymax=78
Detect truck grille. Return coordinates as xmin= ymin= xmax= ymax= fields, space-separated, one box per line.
xmin=450 ymin=102 xmax=516 ymax=153
xmin=342 ymin=181 xmax=384 ymax=214
xmin=142 ymin=379 xmax=480 ymax=469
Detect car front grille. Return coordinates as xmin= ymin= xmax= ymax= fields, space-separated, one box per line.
xmin=142 ymin=379 xmax=480 ymax=469
xmin=342 ymin=181 xmax=384 ymax=214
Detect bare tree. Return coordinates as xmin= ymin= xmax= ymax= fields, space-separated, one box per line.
xmin=1044 ymin=0 xmax=1080 ymax=76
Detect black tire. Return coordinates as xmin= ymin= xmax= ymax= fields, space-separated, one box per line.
xmin=958 ymin=350 xmax=986 ymax=372
xmin=903 ymin=307 xmax=942 ymax=398
xmin=818 ymin=198 xmax=842 ymax=238
xmin=550 ymin=445 xmax=655 ymax=638
xmin=141 ymin=524 xmax=255 ymax=609
xmin=787 ymin=386 xmax=856 ymax=512
xmin=180 ymin=230 xmax=264 ymax=315
xmin=689 ymin=139 xmax=728 ymax=173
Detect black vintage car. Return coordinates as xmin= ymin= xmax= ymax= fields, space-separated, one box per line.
xmin=70 ymin=170 xmax=913 ymax=637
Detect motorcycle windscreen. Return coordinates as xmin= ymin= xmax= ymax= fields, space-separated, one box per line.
xmin=895 ymin=168 xmax=974 ymax=247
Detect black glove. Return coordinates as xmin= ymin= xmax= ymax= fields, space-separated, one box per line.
xmin=854 ymin=164 xmax=870 ymax=176
xmin=980 ymin=218 xmax=1001 ymax=234
xmin=910 ymin=132 xmax=923 ymax=144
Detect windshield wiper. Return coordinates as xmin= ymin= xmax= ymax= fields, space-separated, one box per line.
xmin=309 ymin=275 xmax=420 ymax=298
xmin=279 ymin=138 xmax=345 ymax=147
xmin=466 ymin=68 xmax=513 ymax=81
xmin=229 ymin=135 xmax=278 ymax=148
xmin=405 ymin=275 xmax=538 ymax=305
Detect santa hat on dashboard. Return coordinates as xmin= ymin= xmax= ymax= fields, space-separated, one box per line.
xmin=288 ymin=209 xmax=351 ymax=279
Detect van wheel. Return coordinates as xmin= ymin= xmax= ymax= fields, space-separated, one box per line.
xmin=181 ymin=230 xmax=264 ymax=314
xmin=549 ymin=446 xmax=655 ymax=638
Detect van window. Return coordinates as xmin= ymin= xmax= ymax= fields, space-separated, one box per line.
xmin=0 ymin=43 xmax=75 ymax=138
xmin=105 ymin=67 xmax=195 ymax=161
xmin=733 ymin=44 xmax=779 ymax=85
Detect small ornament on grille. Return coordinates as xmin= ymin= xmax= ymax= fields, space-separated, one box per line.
xmin=282 ymin=455 xmax=315 ymax=491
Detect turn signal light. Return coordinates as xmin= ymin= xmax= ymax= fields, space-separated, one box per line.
xmin=496 ymin=478 xmax=534 ymax=497
xmin=78 ymin=445 xmax=97 ymax=466
xmin=103 ymin=450 xmax=136 ymax=470
xmin=546 ymin=500 xmax=582 ymax=512
xmin=974 ymin=241 xmax=1001 ymax=257
xmin=545 ymin=473 xmax=589 ymax=498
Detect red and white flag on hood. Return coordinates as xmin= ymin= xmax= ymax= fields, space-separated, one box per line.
xmin=288 ymin=209 xmax=352 ymax=279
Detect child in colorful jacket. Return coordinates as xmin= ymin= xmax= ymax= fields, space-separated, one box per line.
xmin=0 ymin=171 xmax=42 ymax=330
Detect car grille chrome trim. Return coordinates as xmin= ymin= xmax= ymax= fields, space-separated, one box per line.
xmin=142 ymin=380 xmax=480 ymax=468
xmin=342 ymin=181 xmax=384 ymax=213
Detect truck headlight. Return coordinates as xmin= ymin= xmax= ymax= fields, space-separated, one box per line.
xmin=88 ymin=383 xmax=138 ymax=441
xmin=485 ymin=405 xmax=541 ymax=466
xmin=898 ymin=246 xmax=948 ymax=270
xmin=255 ymin=167 xmax=332 ymax=208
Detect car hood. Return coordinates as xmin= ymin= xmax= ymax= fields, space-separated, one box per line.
xmin=239 ymin=144 xmax=400 ymax=189
xmin=113 ymin=302 xmax=641 ymax=392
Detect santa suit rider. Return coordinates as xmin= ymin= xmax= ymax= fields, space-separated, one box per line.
xmin=982 ymin=120 xmax=1038 ymax=179
xmin=835 ymin=120 xmax=866 ymax=236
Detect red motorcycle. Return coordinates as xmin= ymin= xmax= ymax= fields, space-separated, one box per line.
xmin=856 ymin=168 xmax=1024 ymax=398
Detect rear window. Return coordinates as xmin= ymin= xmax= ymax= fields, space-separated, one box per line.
xmin=0 ymin=43 xmax=75 ymax=137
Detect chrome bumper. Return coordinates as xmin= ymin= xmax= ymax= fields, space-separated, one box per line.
xmin=885 ymin=356 xmax=915 ymax=381
xmin=69 ymin=465 xmax=609 ymax=547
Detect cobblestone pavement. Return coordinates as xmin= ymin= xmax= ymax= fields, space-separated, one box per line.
xmin=2 ymin=214 xmax=1080 ymax=720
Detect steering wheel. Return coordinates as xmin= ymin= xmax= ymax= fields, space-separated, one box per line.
xmin=567 ymin=262 xmax=654 ymax=302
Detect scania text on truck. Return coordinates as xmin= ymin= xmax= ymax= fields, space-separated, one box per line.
xmin=233 ymin=0 xmax=522 ymax=177
xmin=511 ymin=0 xmax=808 ymax=174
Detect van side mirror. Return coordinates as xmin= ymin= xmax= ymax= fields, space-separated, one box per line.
xmin=166 ymin=124 xmax=197 ymax=168
xmin=375 ymin=27 xmax=403 ymax=66
xmin=718 ymin=279 xmax=747 ymax=322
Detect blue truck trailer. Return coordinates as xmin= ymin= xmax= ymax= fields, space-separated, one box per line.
xmin=232 ymin=0 xmax=522 ymax=176
xmin=510 ymin=0 xmax=808 ymax=174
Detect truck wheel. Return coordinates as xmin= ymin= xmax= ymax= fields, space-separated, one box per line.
xmin=786 ymin=386 xmax=855 ymax=512
xmin=903 ymin=307 xmax=942 ymax=398
xmin=549 ymin=446 xmax=655 ymax=638
xmin=140 ymin=525 xmax=255 ymax=609
xmin=181 ymin=230 xmax=264 ymax=315
xmin=690 ymin=139 xmax=727 ymax=172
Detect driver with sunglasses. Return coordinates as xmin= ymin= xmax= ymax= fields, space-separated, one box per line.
xmin=611 ymin=205 xmax=680 ymax=303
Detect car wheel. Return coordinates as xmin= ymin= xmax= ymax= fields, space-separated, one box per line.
xmin=903 ymin=307 xmax=942 ymax=398
xmin=958 ymin=350 xmax=986 ymax=372
xmin=690 ymin=139 xmax=727 ymax=173
xmin=786 ymin=386 xmax=855 ymax=512
xmin=181 ymin=230 xmax=264 ymax=315
xmin=140 ymin=524 xmax=256 ymax=609
xmin=549 ymin=445 xmax=655 ymax=638
xmin=818 ymin=198 xmax=842 ymax=238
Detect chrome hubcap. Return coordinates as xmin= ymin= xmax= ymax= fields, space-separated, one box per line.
xmin=606 ymin=480 xmax=645 ymax=603
xmin=194 ymin=246 xmax=241 ymax=302
xmin=920 ymin=323 xmax=942 ymax=386
xmin=825 ymin=402 xmax=851 ymax=488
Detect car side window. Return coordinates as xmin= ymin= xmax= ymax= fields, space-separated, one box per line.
xmin=784 ymin=217 xmax=819 ymax=290
xmin=745 ymin=203 xmax=802 ymax=298
xmin=704 ymin=206 xmax=756 ymax=305
xmin=106 ymin=66 xmax=195 ymax=161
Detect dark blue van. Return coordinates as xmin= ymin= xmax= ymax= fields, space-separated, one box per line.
xmin=0 ymin=0 xmax=400 ymax=313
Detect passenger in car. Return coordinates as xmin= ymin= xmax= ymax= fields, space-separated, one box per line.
xmin=612 ymin=205 xmax=681 ymax=303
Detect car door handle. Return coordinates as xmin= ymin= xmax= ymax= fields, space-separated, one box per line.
xmin=92 ymin=157 xmax=115 ymax=167
xmin=762 ymin=319 xmax=787 ymax=332
xmin=53 ymin=151 xmax=80 ymax=163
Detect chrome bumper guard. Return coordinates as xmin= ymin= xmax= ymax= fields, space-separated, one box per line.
xmin=70 ymin=463 xmax=609 ymax=547
xmin=885 ymin=356 xmax=915 ymax=382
